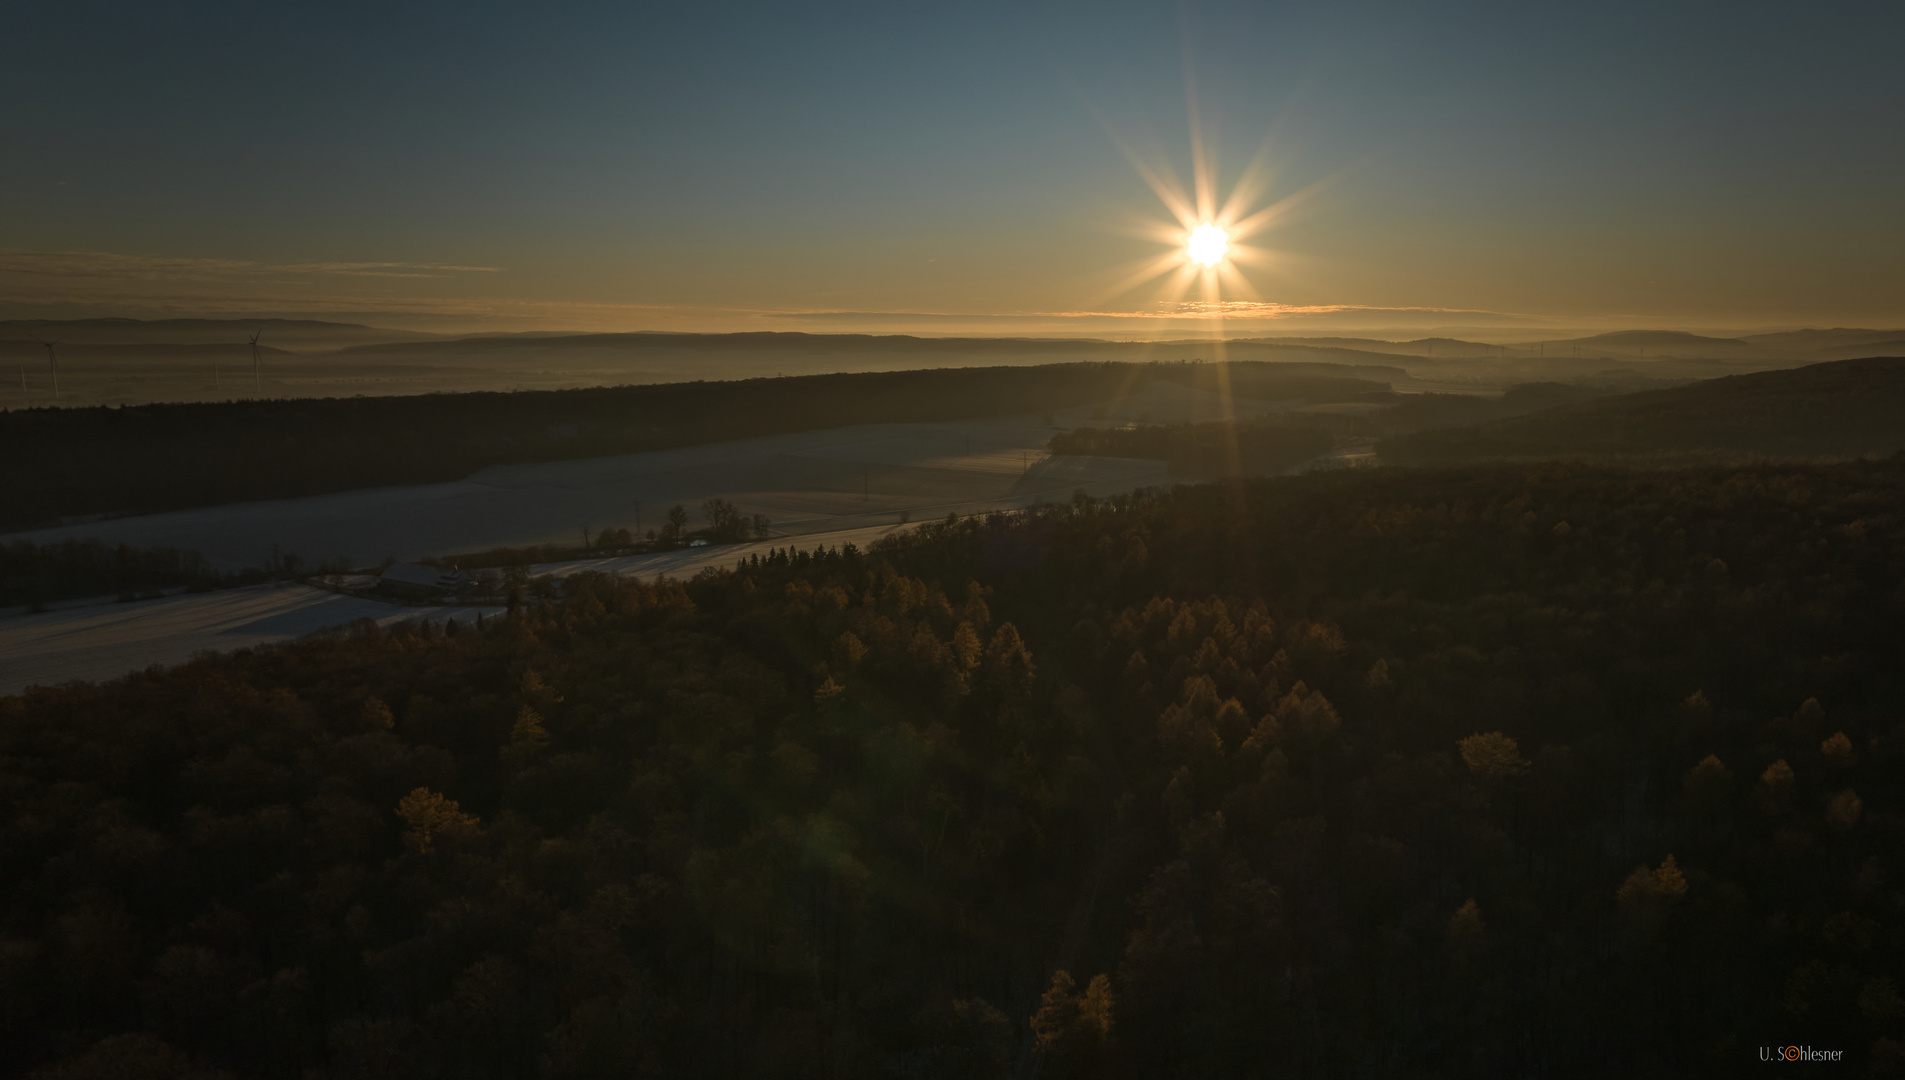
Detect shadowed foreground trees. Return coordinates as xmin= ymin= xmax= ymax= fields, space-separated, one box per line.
xmin=4 ymin=457 xmax=1905 ymax=1076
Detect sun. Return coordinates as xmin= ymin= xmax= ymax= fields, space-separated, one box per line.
xmin=1090 ymin=97 xmax=1328 ymax=310
xmin=1186 ymin=223 xmax=1229 ymax=267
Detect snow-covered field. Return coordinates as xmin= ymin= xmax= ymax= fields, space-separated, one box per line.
xmin=1 ymin=383 xmax=1298 ymax=694
xmin=0 ymin=392 xmax=1223 ymax=571
xmin=0 ymin=585 xmax=504 ymax=697
xmin=0 ymin=521 xmax=905 ymax=695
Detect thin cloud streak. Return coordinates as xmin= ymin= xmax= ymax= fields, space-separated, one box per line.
xmin=1043 ymin=301 xmax=1550 ymax=321
xmin=0 ymin=252 xmax=503 ymax=281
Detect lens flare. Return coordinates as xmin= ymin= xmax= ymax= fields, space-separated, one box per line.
xmin=1186 ymin=224 xmax=1229 ymax=268
xmin=1084 ymin=60 xmax=1338 ymax=313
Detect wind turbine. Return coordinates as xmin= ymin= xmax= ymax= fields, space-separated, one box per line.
xmin=29 ymin=336 xmax=60 ymax=400
xmin=247 ymin=328 xmax=264 ymax=396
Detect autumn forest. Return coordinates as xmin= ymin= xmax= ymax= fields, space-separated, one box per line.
xmin=6 ymin=457 xmax=1904 ymax=1076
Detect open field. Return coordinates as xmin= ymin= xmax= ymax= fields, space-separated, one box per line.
xmin=0 ymin=417 xmax=1166 ymax=571
xmin=0 ymin=584 xmax=503 ymax=696
xmin=0 ymin=383 xmax=1269 ymax=569
xmin=1 ymin=358 xmax=1381 ymax=530
xmin=0 ymin=522 xmax=913 ymax=695
xmin=0 ymin=382 xmax=1278 ymax=691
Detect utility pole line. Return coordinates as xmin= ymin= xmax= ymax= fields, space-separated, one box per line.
xmin=31 ymin=337 xmax=60 ymax=400
xmin=248 ymin=328 xmax=264 ymax=396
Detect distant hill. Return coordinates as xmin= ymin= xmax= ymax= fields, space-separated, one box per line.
xmin=328 ymin=330 xmax=1125 ymax=357
xmin=1738 ymin=327 xmax=1905 ymax=352
xmin=1736 ymin=328 xmax=1905 ymax=361
xmin=1576 ymin=330 xmax=1755 ymax=351
xmin=1236 ymin=335 xmax=1502 ymax=358
xmin=1496 ymin=329 xmax=1774 ymax=362
xmin=1380 ymin=355 xmax=1905 ymax=465
xmin=0 ymin=318 xmax=444 ymax=351
xmin=0 ymin=341 xmax=297 ymax=361
xmin=1245 ymin=328 xmax=1905 ymax=365
xmin=1811 ymin=339 xmax=1905 ymax=360
xmin=329 ymin=330 xmax=1413 ymax=376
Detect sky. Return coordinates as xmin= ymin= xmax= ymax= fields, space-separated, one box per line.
xmin=3 ymin=0 xmax=1902 ymax=337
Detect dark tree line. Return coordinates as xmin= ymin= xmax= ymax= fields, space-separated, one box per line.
xmin=1377 ymin=380 xmax=1624 ymax=432
xmin=1049 ymin=417 xmax=1335 ymax=477
xmin=0 ymin=363 xmax=1383 ymax=531
xmin=1048 ymin=379 xmax=1668 ymax=482
xmin=1381 ymin=355 xmax=1905 ymax=466
xmin=1 ymin=539 xmax=225 ymax=609
xmin=430 ymin=500 xmax=770 ymax=573
xmin=4 ymin=456 xmax=1905 ymax=1076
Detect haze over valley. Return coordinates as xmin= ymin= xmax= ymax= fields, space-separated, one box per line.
xmin=5 ymin=318 xmax=1897 ymax=409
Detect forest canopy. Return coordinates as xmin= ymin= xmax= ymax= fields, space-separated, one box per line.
xmin=5 ymin=455 xmax=1905 ymax=1075
xmin=1381 ymin=355 xmax=1905 ymax=466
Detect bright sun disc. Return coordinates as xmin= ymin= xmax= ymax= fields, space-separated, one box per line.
xmin=1187 ymin=223 xmax=1229 ymax=267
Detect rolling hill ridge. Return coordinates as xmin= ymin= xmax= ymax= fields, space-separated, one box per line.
xmin=1380 ymin=355 xmax=1905 ymax=465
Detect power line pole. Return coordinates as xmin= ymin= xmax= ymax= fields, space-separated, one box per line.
xmin=31 ymin=337 xmax=60 ymax=399
xmin=248 ymin=329 xmax=263 ymax=396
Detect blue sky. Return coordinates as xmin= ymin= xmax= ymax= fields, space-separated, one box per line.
xmin=3 ymin=1 xmax=1901 ymax=333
